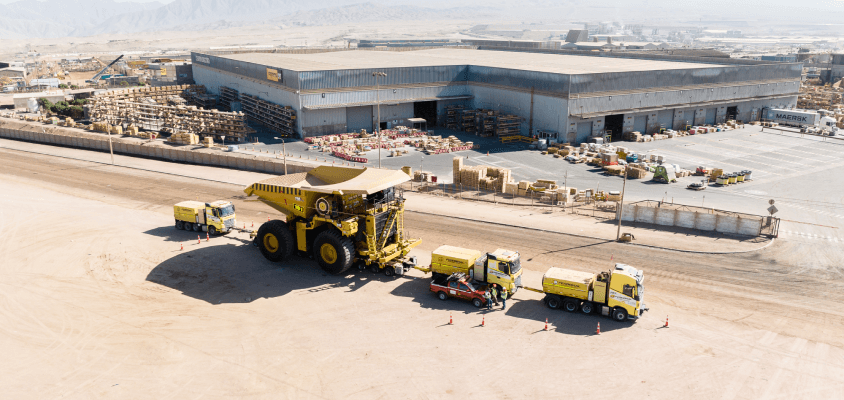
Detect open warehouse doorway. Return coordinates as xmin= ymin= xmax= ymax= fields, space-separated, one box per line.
xmin=414 ymin=101 xmax=437 ymax=127
xmin=604 ymin=114 xmax=624 ymax=141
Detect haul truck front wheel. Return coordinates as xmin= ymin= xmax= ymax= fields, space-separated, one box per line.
xmin=313 ymin=230 xmax=354 ymax=275
xmin=257 ymin=220 xmax=294 ymax=262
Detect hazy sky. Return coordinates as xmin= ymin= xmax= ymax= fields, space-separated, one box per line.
xmin=0 ymin=0 xmax=176 ymax=3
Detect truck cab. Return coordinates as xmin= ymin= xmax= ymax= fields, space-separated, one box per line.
xmin=472 ymin=249 xmax=522 ymax=296
xmin=593 ymin=263 xmax=646 ymax=320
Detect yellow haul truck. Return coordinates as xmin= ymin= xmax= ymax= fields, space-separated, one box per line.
xmin=423 ymin=245 xmax=522 ymax=296
xmin=174 ymin=200 xmax=237 ymax=235
xmin=244 ymin=166 xmax=421 ymax=276
xmin=526 ymin=263 xmax=647 ymax=321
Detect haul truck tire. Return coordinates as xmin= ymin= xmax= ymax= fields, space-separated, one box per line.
xmin=208 ymin=226 xmax=217 ymax=236
xmin=580 ymin=302 xmax=594 ymax=314
xmin=564 ymin=299 xmax=579 ymax=313
xmin=176 ymin=220 xmax=184 ymax=230
xmin=184 ymin=222 xmax=193 ymax=231
xmin=313 ymin=230 xmax=354 ymax=275
xmin=257 ymin=220 xmax=295 ymax=262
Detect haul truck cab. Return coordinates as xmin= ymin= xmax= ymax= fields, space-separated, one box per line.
xmin=174 ymin=200 xmax=236 ymax=235
xmin=427 ymin=245 xmax=522 ymax=296
xmin=537 ymin=263 xmax=646 ymax=321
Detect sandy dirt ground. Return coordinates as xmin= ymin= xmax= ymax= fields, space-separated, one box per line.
xmin=2 ymin=147 xmax=844 ymax=399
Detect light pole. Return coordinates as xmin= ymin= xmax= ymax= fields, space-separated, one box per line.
xmin=616 ymin=168 xmax=628 ymax=241
xmin=281 ymin=138 xmax=287 ymax=175
xmin=373 ymin=71 xmax=387 ymax=168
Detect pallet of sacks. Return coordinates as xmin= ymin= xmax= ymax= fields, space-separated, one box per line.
xmin=623 ymin=131 xmax=642 ymax=142
xmin=167 ymin=132 xmax=199 ymax=145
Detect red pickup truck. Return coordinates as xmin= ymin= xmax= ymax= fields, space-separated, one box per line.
xmin=430 ymin=275 xmax=489 ymax=308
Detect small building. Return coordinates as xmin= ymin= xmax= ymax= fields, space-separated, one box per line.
xmin=13 ymin=91 xmax=67 ymax=111
xmin=565 ymin=30 xmax=589 ymax=43
xmin=29 ymin=78 xmax=60 ymax=88
xmin=761 ymin=55 xmax=798 ymax=63
xmin=0 ymin=67 xmax=27 ymax=79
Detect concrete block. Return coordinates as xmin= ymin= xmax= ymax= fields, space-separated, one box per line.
xmin=715 ymin=215 xmax=739 ymax=234
xmin=655 ymin=207 xmax=676 ymax=226
xmin=694 ymin=213 xmax=717 ymax=231
xmin=674 ymin=210 xmax=696 ymax=229
xmin=621 ymin=205 xmax=636 ymax=222
xmin=636 ymin=206 xmax=656 ymax=224
xmin=737 ymin=217 xmax=762 ymax=236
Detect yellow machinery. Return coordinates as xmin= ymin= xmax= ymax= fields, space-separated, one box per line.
xmin=174 ymin=200 xmax=236 ymax=235
xmin=423 ymin=245 xmax=522 ymax=296
xmin=522 ymin=263 xmax=647 ymax=321
xmin=244 ymin=166 xmax=421 ymax=276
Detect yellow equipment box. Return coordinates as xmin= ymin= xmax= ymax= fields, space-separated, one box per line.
xmin=174 ymin=201 xmax=206 ymax=223
xmin=430 ymin=245 xmax=483 ymax=276
xmin=542 ymin=267 xmax=593 ymax=300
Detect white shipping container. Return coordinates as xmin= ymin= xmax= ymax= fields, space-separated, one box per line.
xmin=765 ymin=109 xmax=819 ymax=127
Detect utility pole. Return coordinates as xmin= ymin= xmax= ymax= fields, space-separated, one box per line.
xmin=372 ymin=71 xmax=387 ymax=168
xmin=281 ymin=138 xmax=287 ymax=175
xmin=616 ymin=169 xmax=628 ymax=241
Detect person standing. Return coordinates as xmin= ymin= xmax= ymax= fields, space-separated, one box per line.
xmin=484 ymin=290 xmax=492 ymax=310
xmin=491 ymin=285 xmax=500 ymax=306
xmin=500 ymin=287 xmax=508 ymax=310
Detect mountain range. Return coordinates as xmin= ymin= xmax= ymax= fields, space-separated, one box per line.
xmin=1 ymin=0 xmax=843 ymax=40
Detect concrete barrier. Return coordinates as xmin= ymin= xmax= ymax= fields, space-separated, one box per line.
xmin=674 ymin=210 xmax=696 ymax=229
xmin=655 ymin=207 xmax=676 ymax=226
xmin=695 ymin=213 xmax=717 ymax=231
xmin=738 ymin=217 xmax=762 ymax=236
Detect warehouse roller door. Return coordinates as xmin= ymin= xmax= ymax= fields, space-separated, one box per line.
xmin=705 ymin=108 xmax=717 ymax=125
xmin=657 ymin=110 xmax=674 ymax=131
xmin=346 ymin=105 xmax=373 ymax=133
xmin=633 ymin=115 xmax=647 ymax=133
xmin=576 ymin=122 xmax=592 ymax=141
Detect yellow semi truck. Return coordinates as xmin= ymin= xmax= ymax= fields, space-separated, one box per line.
xmin=526 ymin=263 xmax=646 ymax=321
xmin=423 ymin=245 xmax=522 ymax=296
xmin=174 ymin=200 xmax=237 ymax=235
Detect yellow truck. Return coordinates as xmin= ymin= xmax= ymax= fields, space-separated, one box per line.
xmin=174 ymin=200 xmax=237 ymax=235
xmin=425 ymin=245 xmax=522 ymax=296
xmin=529 ymin=263 xmax=647 ymax=321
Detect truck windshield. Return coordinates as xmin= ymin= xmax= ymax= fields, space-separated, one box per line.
xmin=219 ymin=205 xmax=235 ymax=217
xmin=510 ymin=257 xmax=521 ymax=275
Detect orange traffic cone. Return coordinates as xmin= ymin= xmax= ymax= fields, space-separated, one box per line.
xmin=267 ymin=216 xmax=270 ymax=222
xmin=544 ymin=318 xmax=548 ymax=331
xmin=596 ymin=322 xmax=601 ymax=335
xmin=665 ymin=316 xmax=669 ymax=328
xmin=206 ymin=232 xmax=209 ymax=241
xmin=197 ymin=235 xmax=200 ymax=244
xmin=449 ymin=313 xmax=453 ymax=325
xmin=243 ymin=223 xmax=246 ymax=230
xmin=486 ymin=151 xmax=489 ymax=156
xmin=180 ymin=242 xmax=183 ymax=251
xmin=251 ymin=221 xmax=254 ymax=227
xmin=481 ymin=315 xmax=485 ymax=327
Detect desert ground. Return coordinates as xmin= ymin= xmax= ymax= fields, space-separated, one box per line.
xmin=1 ymin=139 xmax=843 ymax=399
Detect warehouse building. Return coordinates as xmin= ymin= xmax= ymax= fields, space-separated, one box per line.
xmin=191 ymin=48 xmax=801 ymax=143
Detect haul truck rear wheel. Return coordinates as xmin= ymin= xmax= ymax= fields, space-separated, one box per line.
xmin=564 ymin=299 xmax=579 ymax=312
xmin=313 ymin=230 xmax=354 ymax=275
xmin=175 ymin=220 xmax=184 ymax=230
xmin=545 ymin=295 xmax=562 ymax=310
xmin=257 ymin=220 xmax=294 ymax=262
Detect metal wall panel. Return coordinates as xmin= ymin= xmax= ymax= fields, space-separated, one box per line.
xmin=468 ymin=66 xmax=569 ymax=95
xmin=705 ymin=108 xmax=716 ymax=125
xmin=346 ymin=106 xmax=373 ymax=132
xmin=633 ymin=116 xmax=647 ymax=132
xmin=657 ymin=110 xmax=674 ymax=130
xmin=301 ymin=85 xmax=469 ymax=108
xmin=298 ymin=66 xmax=468 ymax=90
xmin=192 ymin=52 xmax=298 ymax=90
xmin=570 ymin=63 xmax=802 ymax=94
xmin=576 ymin=122 xmax=592 ymax=141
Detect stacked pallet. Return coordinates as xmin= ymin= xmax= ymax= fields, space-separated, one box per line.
xmin=88 ymin=97 xmax=251 ymax=142
xmin=218 ymin=86 xmax=240 ymax=112
xmin=459 ymin=109 xmax=477 ymax=133
xmin=452 ymin=158 xmax=511 ymax=192
xmin=240 ymin=93 xmax=297 ymax=138
xmin=445 ymin=105 xmax=463 ymax=130
xmin=167 ymin=132 xmax=200 ymax=145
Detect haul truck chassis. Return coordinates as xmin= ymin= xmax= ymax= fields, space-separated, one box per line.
xmin=244 ymin=166 xmax=420 ymax=276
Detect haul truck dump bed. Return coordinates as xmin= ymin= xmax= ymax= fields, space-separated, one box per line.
xmin=244 ymin=166 xmax=421 ymax=276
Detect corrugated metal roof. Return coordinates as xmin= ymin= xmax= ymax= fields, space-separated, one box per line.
xmin=219 ymin=49 xmax=728 ymax=75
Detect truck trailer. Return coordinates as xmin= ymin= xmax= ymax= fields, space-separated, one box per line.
xmin=523 ymin=263 xmax=647 ymax=321
xmin=174 ymin=200 xmax=236 ymax=235
xmin=423 ymin=245 xmax=522 ymax=296
xmin=764 ymin=108 xmax=820 ymax=128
